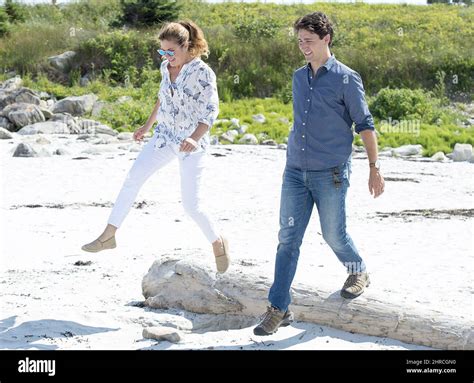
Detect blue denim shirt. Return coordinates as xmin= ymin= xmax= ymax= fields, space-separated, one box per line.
xmin=287 ymin=54 xmax=374 ymax=171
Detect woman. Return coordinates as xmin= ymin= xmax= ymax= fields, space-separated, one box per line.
xmin=81 ymin=20 xmax=230 ymax=273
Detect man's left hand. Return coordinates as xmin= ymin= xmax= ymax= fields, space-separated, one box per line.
xmin=369 ymin=169 xmax=385 ymax=198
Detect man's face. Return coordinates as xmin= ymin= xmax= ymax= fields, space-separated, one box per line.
xmin=297 ymin=29 xmax=329 ymax=62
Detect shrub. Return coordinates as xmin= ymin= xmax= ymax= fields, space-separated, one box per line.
xmin=370 ymin=88 xmax=441 ymax=124
xmin=75 ymin=30 xmax=157 ymax=85
xmin=233 ymin=17 xmax=283 ymax=41
xmin=0 ymin=7 xmax=10 ymax=37
xmin=113 ymin=0 xmax=181 ymax=28
xmin=4 ymin=0 xmax=26 ymax=24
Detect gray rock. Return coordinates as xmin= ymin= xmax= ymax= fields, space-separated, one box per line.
xmin=94 ymin=124 xmax=118 ymax=136
xmin=117 ymin=132 xmax=133 ymax=141
xmin=79 ymin=75 xmax=91 ymax=87
xmin=91 ymin=101 xmax=111 ymax=118
xmin=38 ymin=91 xmax=51 ymax=100
xmin=1 ymin=77 xmax=22 ymax=91
xmin=277 ymin=143 xmax=287 ymax=150
xmin=2 ymin=103 xmax=45 ymax=129
xmin=431 ymin=151 xmax=447 ymax=162
xmin=142 ymin=326 xmax=182 ymax=343
xmin=230 ymin=118 xmax=240 ymax=128
xmin=116 ymin=96 xmax=132 ymax=103
xmin=0 ymin=117 xmax=14 ymax=131
xmin=0 ymin=127 xmax=13 ymax=139
xmin=261 ymin=139 xmax=277 ymax=146
xmin=50 ymin=113 xmax=81 ymax=134
xmin=35 ymin=136 xmax=51 ymax=145
xmin=13 ymin=88 xmax=41 ymax=105
xmin=252 ymin=114 xmax=266 ymax=124
xmin=52 ymin=94 xmax=98 ymax=116
xmin=18 ymin=121 xmax=69 ymax=135
xmin=48 ymin=51 xmax=77 ymax=73
xmin=13 ymin=142 xmax=38 ymax=157
xmin=238 ymin=133 xmax=258 ymax=145
xmin=54 ymin=147 xmax=71 ymax=156
xmin=352 ymin=145 xmax=365 ymax=153
xmin=40 ymin=108 xmax=53 ymax=120
xmin=238 ymin=124 xmax=248 ymax=134
xmin=220 ymin=129 xmax=238 ymax=143
xmin=452 ymin=143 xmax=472 ymax=162
xmin=392 ymin=144 xmax=423 ymax=157
xmin=91 ymin=134 xmax=118 ymax=145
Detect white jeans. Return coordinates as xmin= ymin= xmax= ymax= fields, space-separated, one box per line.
xmin=107 ymin=133 xmax=219 ymax=244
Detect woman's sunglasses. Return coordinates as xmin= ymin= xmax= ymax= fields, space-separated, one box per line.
xmin=157 ymin=49 xmax=175 ymax=57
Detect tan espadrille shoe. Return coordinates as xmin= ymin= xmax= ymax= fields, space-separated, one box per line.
xmin=81 ymin=236 xmax=116 ymax=253
xmin=213 ymin=236 xmax=230 ymax=274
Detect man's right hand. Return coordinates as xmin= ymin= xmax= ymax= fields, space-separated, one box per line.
xmin=133 ymin=125 xmax=150 ymax=142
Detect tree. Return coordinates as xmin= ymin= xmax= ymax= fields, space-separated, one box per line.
xmin=114 ymin=0 xmax=181 ymax=29
xmin=4 ymin=0 xmax=26 ymax=24
xmin=0 ymin=7 xmax=10 ymax=37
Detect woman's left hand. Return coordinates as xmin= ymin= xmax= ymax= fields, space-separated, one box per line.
xmin=180 ymin=137 xmax=198 ymax=152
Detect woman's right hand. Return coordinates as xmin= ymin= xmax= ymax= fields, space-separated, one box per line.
xmin=133 ymin=125 xmax=151 ymax=142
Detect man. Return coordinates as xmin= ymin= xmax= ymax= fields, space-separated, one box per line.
xmin=254 ymin=12 xmax=385 ymax=336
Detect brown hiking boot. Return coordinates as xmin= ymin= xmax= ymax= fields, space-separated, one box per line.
xmin=340 ymin=272 xmax=370 ymax=299
xmin=253 ymin=306 xmax=294 ymax=336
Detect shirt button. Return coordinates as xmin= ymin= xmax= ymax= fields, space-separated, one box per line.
xmin=302 ymin=148 xmax=305 ymax=151
xmin=307 ymin=99 xmax=310 ymax=102
xmin=302 ymin=123 xmax=306 ymax=126
xmin=310 ymin=87 xmax=313 ymax=90
xmin=304 ymin=110 xmax=308 ymax=113
xmin=302 ymin=135 xmax=305 ymax=138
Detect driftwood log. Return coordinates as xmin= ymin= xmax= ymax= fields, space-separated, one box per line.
xmin=142 ymin=258 xmax=473 ymax=350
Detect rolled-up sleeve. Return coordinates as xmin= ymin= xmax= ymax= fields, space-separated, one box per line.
xmin=197 ymin=67 xmax=219 ymax=128
xmin=343 ymin=71 xmax=374 ymax=134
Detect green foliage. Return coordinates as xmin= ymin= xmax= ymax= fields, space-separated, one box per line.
xmin=113 ymin=0 xmax=181 ymax=28
xmin=234 ymin=17 xmax=284 ymax=41
xmin=0 ymin=22 xmax=81 ymax=74
xmin=377 ymin=123 xmax=474 ymax=157
xmin=16 ymin=71 xmax=473 ymax=156
xmin=1 ymin=1 xmax=473 ymax=98
xmin=0 ymin=7 xmax=10 ymax=38
xmin=4 ymin=0 xmax=26 ymax=24
xmin=370 ymin=88 xmax=442 ymax=124
xmin=181 ymin=1 xmax=473 ymax=98
xmin=75 ymin=30 xmax=157 ymax=86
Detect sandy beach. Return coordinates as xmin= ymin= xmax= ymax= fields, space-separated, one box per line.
xmin=0 ymin=133 xmax=472 ymax=350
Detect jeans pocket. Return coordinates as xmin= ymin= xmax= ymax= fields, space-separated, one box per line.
xmin=332 ymin=162 xmax=350 ymax=188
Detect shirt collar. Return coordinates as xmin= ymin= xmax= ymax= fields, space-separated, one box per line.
xmin=163 ymin=56 xmax=200 ymax=75
xmin=307 ymin=53 xmax=336 ymax=73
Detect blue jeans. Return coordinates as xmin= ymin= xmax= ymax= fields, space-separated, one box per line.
xmin=268 ymin=162 xmax=366 ymax=312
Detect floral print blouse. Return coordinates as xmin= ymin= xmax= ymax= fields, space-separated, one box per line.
xmin=154 ymin=57 xmax=219 ymax=153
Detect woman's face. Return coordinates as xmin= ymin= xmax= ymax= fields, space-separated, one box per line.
xmin=160 ymin=39 xmax=190 ymax=68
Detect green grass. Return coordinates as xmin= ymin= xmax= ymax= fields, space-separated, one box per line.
xmin=10 ymin=73 xmax=472 ymax=156
xmin=1 ymin=0 xmax=472 ymax=156
xmin=1 ymin=1 xmax=472 ymax=98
